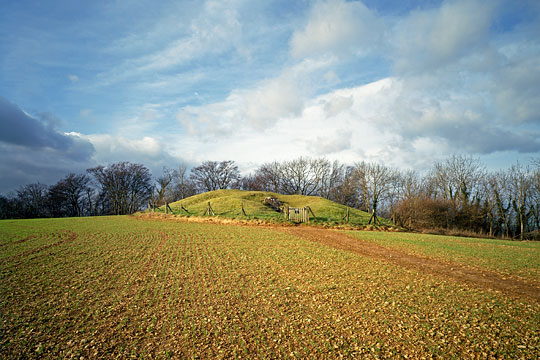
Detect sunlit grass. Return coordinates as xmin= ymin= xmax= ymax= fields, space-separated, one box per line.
xmin=345 ymin=230 xmax=540 ymax=280
xmin=161 ymin=189 xmax=375 ymax=224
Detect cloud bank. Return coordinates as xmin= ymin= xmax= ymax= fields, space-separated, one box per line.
xmin=1 ymin=0 xmax=539 ymax=193
xmin=167 ymin=0 xmax=540 ymax=172
xmin=0 ymin=97 xmax=95 ymax=193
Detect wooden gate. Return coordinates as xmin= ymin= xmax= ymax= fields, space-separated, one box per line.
xmin=283 ymin=207 xmax=311 ymax=223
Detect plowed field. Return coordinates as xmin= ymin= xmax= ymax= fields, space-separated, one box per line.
xmin=1 ymin=216 xmax=539 ymax=358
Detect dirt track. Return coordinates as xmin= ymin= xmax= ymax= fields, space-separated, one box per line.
xmin=280 ymin=227 xmax=540 ymax=303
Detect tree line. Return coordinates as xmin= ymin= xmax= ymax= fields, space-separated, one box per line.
xmin=0 ymin=161 xmax=239 ymax=219
xmin=1 ymin=156 xmax=539 ymax=240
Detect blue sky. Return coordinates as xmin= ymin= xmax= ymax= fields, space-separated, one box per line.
xmin=1 ymin=0 xmax=539 ymax=193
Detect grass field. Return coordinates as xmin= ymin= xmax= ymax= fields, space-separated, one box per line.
xmin=345 ymin=231 xmax=540 ymax=281
xmin=1 ymin=216 xmax=539 ymax=358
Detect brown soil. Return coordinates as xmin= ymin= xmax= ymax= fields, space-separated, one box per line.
xmin=280 ymin=227 xmax=540 ymax=303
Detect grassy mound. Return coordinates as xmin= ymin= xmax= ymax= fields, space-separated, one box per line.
xmin=155 ymin=189 xmax=379 ymax=225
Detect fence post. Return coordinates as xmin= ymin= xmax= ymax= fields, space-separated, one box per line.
xmin=181 ymin=203 xmax=189 ymax=214
xmin=165 ymin=202 xmax=168 ymax=214
xmin=205 ymin=202 xmax=215 ymax=216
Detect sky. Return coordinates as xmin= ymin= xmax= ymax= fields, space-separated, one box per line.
xmin=1 ymin=0 xmax=539 ymax=194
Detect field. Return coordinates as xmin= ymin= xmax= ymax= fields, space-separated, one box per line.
xmin=1 ymin=216 xmax=540 ymax=358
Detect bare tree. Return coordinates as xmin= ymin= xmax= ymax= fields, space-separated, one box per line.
xmin=399 ymin=170 xmax=424 ymax=201
xmin=244 ymin=161 xmax=284 ymax=193
xmin=190 ymin=160 xmax=240 ymax=192
xmin=244 ymin=158 xmax=346 ymax=198
xmin=278 ymin=157 xmax=340 ymax=196
xmin=509 ymin=162 xmax=532 ymax=240
xmin=48 ymin=173 xmax=91 ymax=217
xmin=16 ymin=183 xmax=49 ymax=218
xmin=354 ymin=162 xmax=398 ymax=225
xmin=259 ymin=161 xmax=284 ymax=193
xmin=530 ymin=161 xmax=540 ymax=235
xmin=152 ymin=167 xmax=174 ymax=206
xmin=430 ymin=155 xmax=484 ymax=207
xmin=489 ymin=170 xmax=513 ymax=238
xmin=280 ymin=157 xmax=315 ymax=195
xmin=320 ymin=160 xmax=346 ymax=201
xmin=171 ymin=164 xmax=197 ymax=200
xmin=480 ymin=173 xmax=498 ymax=237
xmin=351 ymin=162 xmax=369 ymax=211
xmin=87 ymin=162 xmax=152 ymax=215
xmin=330 ymin=166 xmax=361 ymax=208
xmin=0 ymin=195 xmax=17 ymax=219
xmin=84 ymin=185 xmax=98 ymax=217
xmin=392 ymin=170 xmax=422 ymax=226
xmin=429 ymin=155 xmax=485 ymax=228
xmin=239 ymin=173 xmax=260 ymax=191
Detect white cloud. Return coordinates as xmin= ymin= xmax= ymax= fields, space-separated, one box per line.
xmin=290 ymin=0 xmax=384 ymax=58
xmin=169 ymin=79 xmax=411 ymax=169
xmin=96 ymin=0 xmax=247 ymax=86
xmin=121 ymin=0 xmax=540 ymax=174
xmin=68 ymin=74 xmax=79 ymax=82
xmin=86 ymin=134 xmax=162 ymax=159
xmin=323 ymin=95 xmax=353 ymax=117
xmin=392 ymin=0 xmax=495 ymax=73
xmin=243 ymin=74 xmax=304 ymax=129
xmin=61 ymin=0 xmax=540 ymax=179
xmin=177 ymin=92 xmax=242 ymax=138
xmin=169 ymin=67 xmax=540 ymax=174
xmin=306 ymin=129 xmax=352 ymax=155
xmin=70 ymin=132 xmax=188 ymax=177
xmin=494 ymin=54 xmax=540 ymax=124
xmin=176 ymin=57 xmax=334 ymax=136
xmin=138 ymin=3 xmax=244 ymax=72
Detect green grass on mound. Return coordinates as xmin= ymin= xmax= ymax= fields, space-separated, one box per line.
xmin=154 ymin=189 xmax=378 ymax=225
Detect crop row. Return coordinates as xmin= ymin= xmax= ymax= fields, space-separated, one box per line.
xmin=1 ymin=216 xmax=539 ymax=358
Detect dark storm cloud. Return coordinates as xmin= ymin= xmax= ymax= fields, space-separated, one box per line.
xmin=0 ymin=97 xmax=82 ymax=151
xmin=0 ymin=97 xmax=95 ymax=194
xmin=439 ymin=124 xmax=540 ymax=154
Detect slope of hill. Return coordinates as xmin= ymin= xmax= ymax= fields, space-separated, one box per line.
xmin=156 ymin=189 xmax=378 ymax=225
